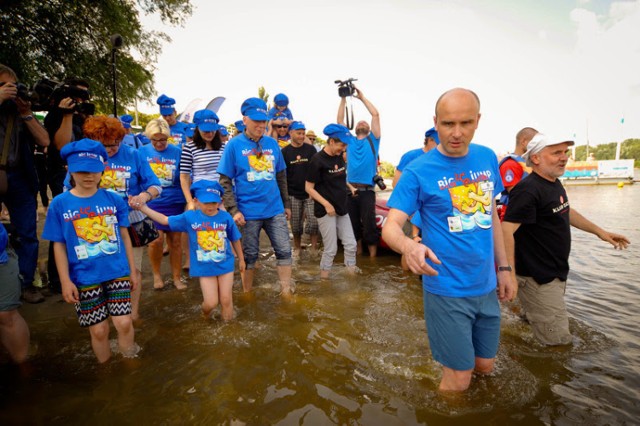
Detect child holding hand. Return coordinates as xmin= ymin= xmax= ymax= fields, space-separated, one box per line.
xmin=136 ymin=180 xmax=244 ymax=320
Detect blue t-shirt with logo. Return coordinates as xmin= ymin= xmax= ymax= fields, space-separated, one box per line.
xmin=217 ymin=133 xmax=286 ymax=220
xmin=169 ymin=122 xmax=189 ymax=147
xmin=397 ymin=148 xmax=426 ymax=171
xmin=268 ymin=107 xmax=293 ymax=121
xmin=42 ymin=189 xmax=131 ymax=287
xmin=388 ymin=144 xmax=504 ymax=298
xmin=347 ymin=134 xmax=380 ymax=185
xmin=138 ymin=144 xmax=186 ymax=207
xmin=100 ymin=145 xmax=161 ymax=200
xmin=168 ymin=210 xmax=241 ymax=277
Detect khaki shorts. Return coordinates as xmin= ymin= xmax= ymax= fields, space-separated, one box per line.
xmin=132 ymin=246 xmax=144 ymax=272
xmin=517 ymin=275 xmax=572 ymax=345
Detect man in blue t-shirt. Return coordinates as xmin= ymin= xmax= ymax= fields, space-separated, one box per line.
xmin=157 ymin=94 xmax=188 ymax=146
xmin=382 ymin=88 xmax=516 ymax=392
xmin=392 ymin=127 xmax=439 ymax=188
xmin=217 ymin=98 xmax=293 ymax=296
xmin=337 ymin=85 xmax=381 ymax=257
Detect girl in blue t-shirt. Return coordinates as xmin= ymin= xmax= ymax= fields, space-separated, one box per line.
xmin=136 ymin=180 xmax=245 ymax=321
xmin=42 ymin=139 xmax=139 ymax=363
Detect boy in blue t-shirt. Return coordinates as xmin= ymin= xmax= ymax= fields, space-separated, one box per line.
xmin=136 ymin=180 xmax=244 ymax=321
xmin=42 ymin=139 xmax=139 ymax=363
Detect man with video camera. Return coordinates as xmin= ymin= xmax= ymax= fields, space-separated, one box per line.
xmin=43 ymin=77 xmax=94 ymax=295
xmin=0 ymin=64 xmax=50 ymax=303
xmin=336 ymin=82 xmax=381 ymax=257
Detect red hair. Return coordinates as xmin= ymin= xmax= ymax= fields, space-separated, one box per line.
xmin=83 ymin=115 xmax=125 ymax=143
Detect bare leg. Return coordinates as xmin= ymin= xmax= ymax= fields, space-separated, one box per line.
xmin=0 ymin=310 xmax=30 ymax=363
xmin=310 ymin=234 xmax=319 ymax=251
xmin=217 ymin=271 xmax=234 ymax=321
xmin=148 ymin=230 xmax=165 ymax=289
xmin=199 ymin=276 xmax=220 ymax=318
xmin=368 ymin=244 xmax=377 ymax=258
xmin=439 ymin=366 xmax=474 ymax=392
xmin=292 ymin=235 xmax=302 ymax=257
xmin=88 ymin=320 xmax=111 ymax=363
xmin=167 ymin=232 xmax=186 ymax=290
xmin=241 ymin=268 xmax=254 ymax=293
xmin=111 ymin=314 xmax=136 ymax=356
xmin=130 ymin=268 xmax=142 ymax=322
xmin=277 ymin=264 xmax=292 ymax=295
xmin=181 ymin=232 xmax=190 ymax=270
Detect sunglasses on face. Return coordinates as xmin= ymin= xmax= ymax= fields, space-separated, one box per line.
xmin=273 ymin=124 xmax=288 ymax=129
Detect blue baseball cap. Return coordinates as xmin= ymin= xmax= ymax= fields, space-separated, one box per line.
xmin=191 ymin=180 xmax=224 ymax=203
xmin=119 ymin=114 xmax=133 ymax=129
xmin=289 ymin=121 xmax=305 ymax=131
xmin=157 ymin=94 xmax=176 ymax=116
xmin=274 ymin=93 xmax=289 ymax=107
xmin=61 ymin=138 xmax=108 ymax=173
xmin=185 ymin=123 xmax=197 ymax=139
xmin=234 ymin=120 xmax=246 ymax=132
xmin=241 ymin=98 xmax=268 ymax=121
xmin=425 ymin=127 xmax=440 ymax=144
xmin=193 ymin=109 xmax=219 ymax=132
xmin=218 ymin=125 xmax=228 ymax=136
xmin=323 ymin=124 xmax=355 ymax=144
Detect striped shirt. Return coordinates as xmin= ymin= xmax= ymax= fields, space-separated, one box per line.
xmin=180 ymin=141 xmax=226 ymax=182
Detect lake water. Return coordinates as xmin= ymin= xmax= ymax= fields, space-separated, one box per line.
xmin=1 ymin=183 xmax=638 ymax=425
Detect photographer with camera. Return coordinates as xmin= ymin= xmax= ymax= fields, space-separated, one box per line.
xmin=0 ymin=64 xmax=50 ymax=303
xmin=43 ymin=77 xmax=93 ymax=296
xmin=336 ymin=82 xmax=381 ymax=257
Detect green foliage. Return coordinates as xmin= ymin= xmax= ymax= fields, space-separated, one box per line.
xmin=126 ymin=110 xmax=160 ymax=132
xmin=573 ymin=139 xmax=640 ymax=167
xmin=378 ymin=161 xmax=395 ymax=178
xmin=314 ymin=136 xmax=327 ymax=147
xmin=258 ymin=86 xmax=270 ymax=109
xmin=0 ymin=0 xmax=192 ymax=115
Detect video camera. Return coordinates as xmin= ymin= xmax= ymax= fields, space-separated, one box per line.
xmin=14 ymin=78 xmax=95 ymax=114
xmin=335 ymin=78 xmax=357 ymax=98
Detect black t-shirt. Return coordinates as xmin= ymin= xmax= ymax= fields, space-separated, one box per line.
xmin=306 ymin=149 xmax=348 ymax=218
xmin=44 ymin=109 xmax=85 ymax=172
xmin=503 ymin=172 xmax=571 ymax=284
xmin=281 ymin=143 xmax=317 ymax=199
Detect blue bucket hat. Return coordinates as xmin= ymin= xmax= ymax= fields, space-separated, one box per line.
xmin=234 ymin=120 xmax=246 ymax=132
xmin=323 ymin=124 xmax=355 ymax=144
xmin=241 ymin=98 xmax=268 ymax=121
xmin=185 ymin=123 xmax=197 ymax=139
xmin=157 ymin=94 xmax=176 ymax=116
xmin=61 ymin=138 xmax=108 ymax=173
xmin=218 ymin=125 xmax=229 ymax=136
xmin=119 ymin=114 xmax=133 ymax=129
xmin=424 ymin=127 xmax=440 ymax=144
xmin=289 ymin=121 xmax=305 ymax=131
xmin=193 ymin=109 xmax=219 ymax=132
xmin=191 ymin=180 xmax=224 ymax=203
xmin=274 ymin=93 xmax=289 ymax=107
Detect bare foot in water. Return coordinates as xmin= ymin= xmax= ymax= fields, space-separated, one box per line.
xmin=153 ymin=277 xmax=165 ymax=290
xmin=174 ymin=278 xmax=187 ymax=290
xmin=320 ymin=270 xmax=330 ymax=279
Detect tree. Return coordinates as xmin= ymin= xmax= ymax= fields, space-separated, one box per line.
xmin=0 ymin=0 xmax=193 ymax=115
xmin=258 ymin=86 xmax=270 ymax=109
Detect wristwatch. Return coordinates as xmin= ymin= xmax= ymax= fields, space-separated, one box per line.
xmin=21 ymin=114 xmax=34 ymax=122
xmin=497 ymin=265 xmax=512 ymax=272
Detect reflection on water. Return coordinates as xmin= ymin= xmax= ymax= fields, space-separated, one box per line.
xmin=1 ymin=184 xmax=639 ymax=424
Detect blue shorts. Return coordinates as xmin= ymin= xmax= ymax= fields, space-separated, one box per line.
xmin=241 ymin=213 xmax=292 ymax=268
xmin=423 ymin=289 xmax=500 ymax=371
xmin=150 ymin=203 xmax=186 ymax=232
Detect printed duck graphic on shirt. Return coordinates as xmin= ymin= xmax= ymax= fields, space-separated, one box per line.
xmin=245 ymin=147 xmax=275 ymax=182
xmin=439 ymin=169 xmax=495 ymax=232
xmin=100 ymin=165 xmax=130 ymax=196
xmin=193 ymin=221 xmax=228 ymax=263
xmin=66 ymin=206 xmax=121 ymax=260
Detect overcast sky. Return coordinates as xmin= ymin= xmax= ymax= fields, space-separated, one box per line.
xmin=137 ymin=0 xmax=640 ymax=164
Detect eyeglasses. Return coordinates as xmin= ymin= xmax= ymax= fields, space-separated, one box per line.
xmin=151 ymin=137 xmax=168 ymax=142
xmin=103 ymin=140 xmax=121 ymax=148
xmin=273 ymin=125 xmax=288 ymax=129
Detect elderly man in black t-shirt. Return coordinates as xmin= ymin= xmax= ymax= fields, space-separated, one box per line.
xmin=281 ymin=121 xmax=319 ymax=257
xmin=502 ymin=133 xmax=630 ymax=345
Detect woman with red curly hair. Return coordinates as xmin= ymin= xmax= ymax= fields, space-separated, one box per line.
xmin=83 ymin=115 xmax=162 ymax=323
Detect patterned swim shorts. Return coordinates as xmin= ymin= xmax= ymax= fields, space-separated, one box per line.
xmin=75 ymin=277 xmax=132 ymax=327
